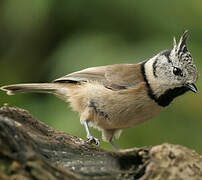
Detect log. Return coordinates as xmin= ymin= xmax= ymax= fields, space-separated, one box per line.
xmin=0 ymin=105 xmax=202 ymax=180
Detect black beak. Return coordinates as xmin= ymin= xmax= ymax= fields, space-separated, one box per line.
xmin=185 ymin=83 xmax=198 ymax=93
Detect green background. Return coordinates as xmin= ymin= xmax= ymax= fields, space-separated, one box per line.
xmin=0 ymin=0 xmax=201 ymax=152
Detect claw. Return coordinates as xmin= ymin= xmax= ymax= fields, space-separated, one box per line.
xmin=87 ymin=135 xmax=100 ymax=146
xmin=83 ymin=120 xmax=100 ymax=146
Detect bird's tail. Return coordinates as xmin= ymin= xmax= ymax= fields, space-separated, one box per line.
xmin=0 ymin=83 xmax=68 ymax=97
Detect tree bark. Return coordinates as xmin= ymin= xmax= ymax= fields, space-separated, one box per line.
xmin=0 ymin=105 xmax=202 ymax=180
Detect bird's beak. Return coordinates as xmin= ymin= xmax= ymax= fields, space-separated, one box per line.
xmin=185 ymin=83 xmax=198 ymax=93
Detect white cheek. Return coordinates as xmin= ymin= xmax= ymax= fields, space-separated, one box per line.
xmin=144 ymin=58 xmax=168 ymax=96
xmin=145 ymin=57 xmax=181 ymax=97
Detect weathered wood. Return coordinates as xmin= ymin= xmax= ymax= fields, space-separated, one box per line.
xmin=0 ymin=105 xmax=202 ymax=180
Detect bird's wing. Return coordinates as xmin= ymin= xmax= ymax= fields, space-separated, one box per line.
xmin=53 ymin=64 xmax=144 ymax=90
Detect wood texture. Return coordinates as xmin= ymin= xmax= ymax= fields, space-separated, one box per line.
xmin=0 ymin=105 xmax=202 ymax=180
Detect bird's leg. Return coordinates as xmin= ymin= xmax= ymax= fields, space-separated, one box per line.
xmin=110 ymin=138 xmax=119 ymax=151
xmin=83 ymin=120 xmax=100 ymax=146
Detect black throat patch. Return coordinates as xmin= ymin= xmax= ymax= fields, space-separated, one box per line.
xmin=157 ymin=87 xmax=189 ymax=106
xmin=141 ymin=61 xmax=189 ymax=107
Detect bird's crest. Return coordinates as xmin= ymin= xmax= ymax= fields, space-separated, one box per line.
xmin=172 ymin=30 xmax=190 ymax=56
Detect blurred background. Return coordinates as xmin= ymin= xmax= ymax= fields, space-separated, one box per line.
xmin=0 ymin=0 xmax=202 ymax=152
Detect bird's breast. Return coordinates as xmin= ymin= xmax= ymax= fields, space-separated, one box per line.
xmin=87 ymin=82 xmax=163 ymax=129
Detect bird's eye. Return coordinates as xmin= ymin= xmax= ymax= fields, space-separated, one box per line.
xmin=173 ymin=67 xmax=183 ymax=76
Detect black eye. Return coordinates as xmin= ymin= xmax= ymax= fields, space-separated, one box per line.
xmin=173 ymin=67 xmax=183 ymax=76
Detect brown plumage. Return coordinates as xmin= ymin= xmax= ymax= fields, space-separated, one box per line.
xmin=2 ymin=64 xmax=160 ymax=142
xmin=1 ymin=31 xmax=198 ymax=150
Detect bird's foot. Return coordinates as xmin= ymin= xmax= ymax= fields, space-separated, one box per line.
xmin=110 ymin=139 xmax=119 ymax=151
xmin=87 ymin=135 xmax=100 ymax=146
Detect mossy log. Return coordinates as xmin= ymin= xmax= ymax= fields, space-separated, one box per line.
xmin=0 ymin=105 xmax=202 ymax=180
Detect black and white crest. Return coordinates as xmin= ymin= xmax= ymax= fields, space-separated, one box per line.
xmin=173 ymin=30 xmax=188 ymax=53
xmin=171 ymin=30 xmax=193 ymax=63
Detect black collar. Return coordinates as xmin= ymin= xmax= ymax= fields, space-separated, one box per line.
xmin=141 ymin=61 xmax=189 ymax=107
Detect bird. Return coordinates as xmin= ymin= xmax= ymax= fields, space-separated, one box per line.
xmin=0 ymin=31 xmax=198 ymax=150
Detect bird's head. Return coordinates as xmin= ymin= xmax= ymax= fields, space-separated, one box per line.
xmin=144 ymin=31 xmax=198 ymax=106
